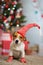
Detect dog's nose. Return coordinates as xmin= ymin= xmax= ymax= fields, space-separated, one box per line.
xmin=15 ymin=40 xmax=18 ymax=44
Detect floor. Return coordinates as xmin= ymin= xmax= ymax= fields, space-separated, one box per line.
xmin=0 ymin=54 xmax=43 ymax=65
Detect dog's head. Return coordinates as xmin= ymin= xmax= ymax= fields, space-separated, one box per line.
xmin=13 ymin=32 xmax=25 ymax=45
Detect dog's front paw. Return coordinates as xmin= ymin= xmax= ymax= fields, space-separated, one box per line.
xmin=20 ymin=58 xmax=26 ymax=63
xmin=6 ymin=56 xmax=13 ymax=62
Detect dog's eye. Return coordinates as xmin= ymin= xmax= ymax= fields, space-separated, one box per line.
xmin=20 ymin=36 xmax=23 ymax=39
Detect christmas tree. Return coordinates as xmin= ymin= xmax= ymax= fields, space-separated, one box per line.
xmin=0 ymin=0 xmax=26 ymax=31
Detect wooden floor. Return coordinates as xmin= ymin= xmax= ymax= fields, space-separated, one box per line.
xmin=0 ymin=55 xmax=43 ymax=65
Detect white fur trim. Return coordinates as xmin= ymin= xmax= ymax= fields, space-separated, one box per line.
xmin=9 ymin=50 xmax=13 ymax=56
xmin=10 ymin=41 xmax=25 ymax=57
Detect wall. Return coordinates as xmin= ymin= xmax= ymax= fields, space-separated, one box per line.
xmin=20 ymin=0 xmax=43 ymax=56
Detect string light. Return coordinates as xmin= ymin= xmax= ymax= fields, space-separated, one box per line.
xmin=4 ymin=13 xmax=6 ymax=16
xmin=8 ymin=8 xmax=10 ymax=11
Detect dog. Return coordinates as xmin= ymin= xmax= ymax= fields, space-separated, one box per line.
xmin=7 ymin=32 xmax=26 ymax=63
xmin=7 ymin=23 xmax=40 ymax=63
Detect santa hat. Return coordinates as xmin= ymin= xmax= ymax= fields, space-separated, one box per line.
xmin=17 ymin=23 xmax=40 ymax=37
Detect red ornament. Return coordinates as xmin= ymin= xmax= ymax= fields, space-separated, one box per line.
xmin=3 ymin=16 xmax=7 ymax=21
xmin=41 ymin=14 xmax=43 ymax=18
xmin=12 ymin=2 xmax=15 ymax=5
xmin=11 ymin=15 xmax=14 ymax=19
xmin=5 ymin=4 xmax=9 ymax=9
xmin=0 ymin=24 xmax=4 ymax=29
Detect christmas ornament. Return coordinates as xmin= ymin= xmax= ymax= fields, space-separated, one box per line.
xmin=3 ymin=4 xmax=6 ymax=6
xmin=16 ymin=24 xmax=19 ymax=27
xmin=12 ymin=1 xmax=17 ymax=5
xmin=17 ymin=8 xmax=22 ymax=13
xmin=12 ymin=7 xmax=15 ymax=10
xmin=1 ymin=6 xmax=4 ymax=9
xmin=11 ymin=15 xmax=14 ymax=19
xmin=10 ymin=10 xmax=14 ymax=14
xmin=3 ymin=16 xmax=7 ymax=21
xmin=4 ymin=13 xmax=7 ymax=16
xmin=14 ymin=5 xmax=16 ymax=8
xmin=8 ymin=8 xmax=10 ymax=11
xmin=5 ymin=4 xmax=9 ymax=9
xmin=12 ymin=2 xmax=15 ymax=5
xmin=16 ymin=19 xmax=20 ymax=27
xmin=14 ymin=1 xmax=17 ymax=4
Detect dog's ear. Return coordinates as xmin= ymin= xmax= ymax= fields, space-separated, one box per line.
xmin=13 ymin=32 xmax=17 ymax=40
xmin=23 ymin=37 xmax=26 ymax=41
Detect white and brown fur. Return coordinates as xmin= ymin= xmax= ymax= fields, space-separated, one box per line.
xmin=9 ymin=32 xmax=26 ymax=62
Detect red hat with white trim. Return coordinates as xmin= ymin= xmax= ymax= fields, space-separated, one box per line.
xmin=17 ymin=23 xmax=40 ymax=37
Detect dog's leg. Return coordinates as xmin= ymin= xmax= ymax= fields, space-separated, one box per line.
xmin=20 ymin=43 xmax=26 ymax=63
xmin=20 ymin=50 xmax=26 ymax=63
xmin=7 ymin=50 xmax=13 ymax=62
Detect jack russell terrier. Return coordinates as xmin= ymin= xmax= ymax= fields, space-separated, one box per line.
xmin=7 ymin=23 xmax=40 ymax=63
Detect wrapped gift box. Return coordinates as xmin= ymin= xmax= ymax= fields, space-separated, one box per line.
xmin=2 ymin=32 xmax=12 ymax=55
xmin=24 ymin=40 xmax=29 ymax=51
